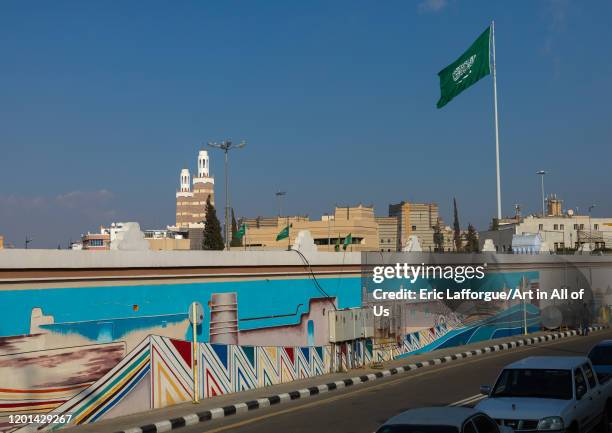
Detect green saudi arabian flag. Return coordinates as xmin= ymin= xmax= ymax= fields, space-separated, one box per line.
xmin=437 ymin=26 xmax=491 ymax=109
xmin=276 ymin=224 xmax=291 ymax=241
xmin=235 ymin=223 xmax=246 ymax=240
xmin=343 ymin=233 xmax=352 ymax=250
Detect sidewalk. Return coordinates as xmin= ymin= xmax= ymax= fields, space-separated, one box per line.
xmin=61 ymin=327 xmax=606 ymax=433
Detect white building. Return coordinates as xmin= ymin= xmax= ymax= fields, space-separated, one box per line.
xmin=480 ymin=212 xmax=612 ymax=253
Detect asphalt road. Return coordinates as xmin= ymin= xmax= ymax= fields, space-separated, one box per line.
xmin=181 ymin=330 xmax=612 ymax=433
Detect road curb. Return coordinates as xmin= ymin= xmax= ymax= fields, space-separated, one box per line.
xmin=115 ymin=326 xmax=605 ymax=433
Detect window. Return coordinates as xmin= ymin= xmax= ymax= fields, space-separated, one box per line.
xmin=595 ymin=224 xmax=599 ymax=230
xmin=583 ymin=364 xmax=597 ymax=389
xmin=472 ymin=415 xmax=499 ymax=433
xmin=538 ymin=224 xmax=544 ymax=230
xmin=411 ymin=225 xmax=417 ymax=230
xmin=560 ymin=224 xmax=564 ymax=230
xmin=554 ymin=224 xmax=558 ymax=230
xmin=492 ymin=368 xmax=572 ymax=400
xmin=580 ymin=224 xmax=585 ymax=230
xmin=575 ymin=368 xmax=587 ymax=399
xmin=574 ymin=224 xmax=579 ymax=230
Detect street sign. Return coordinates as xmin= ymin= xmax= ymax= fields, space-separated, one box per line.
xmin=189 ymin=302 xmax=204 ymax=325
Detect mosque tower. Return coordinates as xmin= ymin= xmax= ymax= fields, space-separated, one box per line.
xmin=175 ymin=150 xmax=215 ymax=228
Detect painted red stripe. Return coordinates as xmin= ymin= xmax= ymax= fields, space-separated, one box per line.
xmin=0 ymin=384 xmax=90 ymax=393
xmin=0 ymin=400 xmax=67 ymax=408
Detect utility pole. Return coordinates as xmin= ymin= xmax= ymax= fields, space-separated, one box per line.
xmin=25 ymin=236 xmax=32 ymax=249
xmin=325 ymin=213 xmax=331 ymax=252
xmin=208 ymin=140 xmax=246 ymax=250
xmin=588 ymin=204 xmax=596 ymax=251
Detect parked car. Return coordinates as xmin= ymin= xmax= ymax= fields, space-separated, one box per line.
xmin=477 ymin=356 xmax=612 ymax=433
xmin=375 ymin=407 xmax=513 ymax=433
xmin=588 ymin=340 xmax=612 ymax=383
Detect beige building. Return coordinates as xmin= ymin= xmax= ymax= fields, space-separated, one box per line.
xmin=175 ymin=150 xmax=215 ymax=229
xmin=376 ymin=216 xmax=399 ymax=252
xmin=389 ymin=202 xmax=440 ymax=251
xmin=144 ymin=230 xmax=190 ymax=251
xmin=241 ymin=205 xmax=380 ymax=251
xmin=0 ymin=235 xmax=3 ymax=249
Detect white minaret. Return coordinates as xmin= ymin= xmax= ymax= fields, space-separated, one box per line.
xmin=197 ymin=150 xmax=210 ymax=178
xmin=180 ymin=168 xmax=191 ymax=192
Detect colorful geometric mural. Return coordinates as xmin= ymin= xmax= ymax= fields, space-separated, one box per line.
xmin=11 ymin=335 xmax=350 ymax=431
xmin=11 ymin=338 xmax=151 ymax=432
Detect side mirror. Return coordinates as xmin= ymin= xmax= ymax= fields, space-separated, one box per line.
xmin=480 ymin=385 xmax=492 ymax=395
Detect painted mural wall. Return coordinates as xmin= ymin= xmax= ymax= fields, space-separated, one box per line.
xmin=3 ymin=253 xmax=612 ymax=431
xmin=4 ymin=335 xmax=349 ymax=432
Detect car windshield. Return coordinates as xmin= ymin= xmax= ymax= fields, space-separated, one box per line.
xmin=376 ymin=425 xmax=459 ymax=433
xmin=492 ymin=368 xmax=572 ymax=400
xmin=589 ymin=346 xmax=612 ymax=365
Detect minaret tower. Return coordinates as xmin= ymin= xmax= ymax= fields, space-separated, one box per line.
xmin=197 ymin=150 xmax=209 ymax=178
xmin=193 ymin=149 xmax=215 ymax=207
xmin=174 ymin=149 xmax=215 ymax=230
xmin=175 ymin=168 xmax=195 ymax=228
xmin=180 ymin=168 xmax=191 ymax=192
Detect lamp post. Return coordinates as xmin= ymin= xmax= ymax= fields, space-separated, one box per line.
xmin=536 ymin=170 xmax=547 ymax=216
xmin=588 ymin=204 xmax=596 ymax=251
xmin=207 ymin=140 xmax=246 ymax=250
xmin=324 ymin=212 xmax=331 ymax=251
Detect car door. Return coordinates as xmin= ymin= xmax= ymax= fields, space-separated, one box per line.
xmin=582 ymin=363 xmax=604 ymax=431
xmin=574 ymin=367 xmax=596 ymax=432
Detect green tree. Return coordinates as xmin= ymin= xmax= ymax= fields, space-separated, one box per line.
xmin=202 ymin=195 xmax=224 ymax=250
xmin=453 ymin=198 xmax=462 ymax=252
xmin=465 ymin=223 xmax=479 ymax=253
xmin=230 ymin=208 xmax=242 ymax=247
xmin=433 ymin=219 xmax=444 ymax=252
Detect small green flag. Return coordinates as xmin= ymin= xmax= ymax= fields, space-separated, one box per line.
xmin=276 ymin=224 xmax=290 ymax=241
xmin=437 ymin=26 xmax=491 ymax=109
xmin=235 ymin=223 xmax=246 ymax=240
xmin=343 ymin=233 xmax=352 ymax=250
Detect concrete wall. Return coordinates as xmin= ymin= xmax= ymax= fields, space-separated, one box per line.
xmin=2 ymin=249 xmax=612 ymax=430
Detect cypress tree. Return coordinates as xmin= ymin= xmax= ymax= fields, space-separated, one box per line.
xmin=433 ymin=219 xmax=444 ymax=252
xmin=202 ymin=195 xmax=224 ymax=250
xmin=465 ymin=223 xmax=479 ymax=253
xmin=453 ymin=198 xmax=462 ymax=252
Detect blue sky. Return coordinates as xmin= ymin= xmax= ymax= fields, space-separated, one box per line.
xmin=1 ymin=1 xmax=611 ymax=248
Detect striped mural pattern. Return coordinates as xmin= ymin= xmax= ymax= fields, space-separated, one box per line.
xmin=198 ymin=341 xmax=333 ymax=400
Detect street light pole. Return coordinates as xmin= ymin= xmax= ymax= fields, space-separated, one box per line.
xmin=276 ymin=191 xmax=286 ymax=217
xmin=536 ymin=170 xmax=547 ymax=216
xmin=208 ymin=140 xmax=246 ymax=251
xmin=589 ymin=204 xmax=597 ymax=251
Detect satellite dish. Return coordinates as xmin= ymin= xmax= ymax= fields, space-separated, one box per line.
xmin=567 ymin=209 xmax=574 ymax=216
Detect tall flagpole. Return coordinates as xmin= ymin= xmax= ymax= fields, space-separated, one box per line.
xmin=491 ymin=20 xmax=502 ymax=220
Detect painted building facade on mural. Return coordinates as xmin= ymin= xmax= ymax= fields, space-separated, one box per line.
xmin=1 ymin=249 xmax=611 ymax=431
